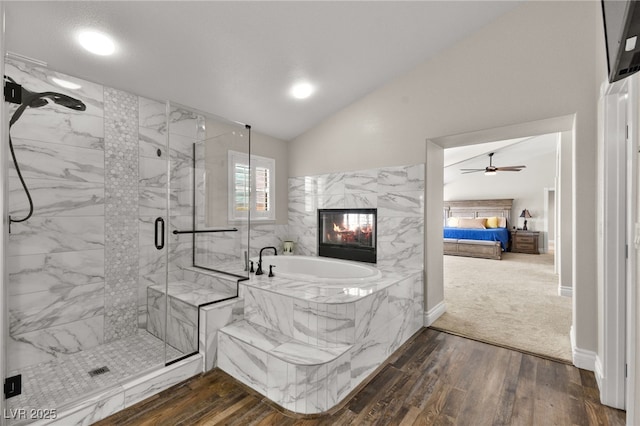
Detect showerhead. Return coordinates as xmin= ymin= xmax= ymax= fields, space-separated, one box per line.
xmin=19 ymin=85 xmax=86 ymax=111
xmin=8 ymin=83 xmax=87 ymax=126
xmin=38 ymin=92 xmax=86 ymax=111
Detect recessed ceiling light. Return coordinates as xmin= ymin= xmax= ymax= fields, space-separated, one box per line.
xmin=290 ymin=82 xmax=315 ymax=99
xmin=51 ymin=77 xmax=81 ymax=90
xmin=78 ymin=30 xmax=116 ymax=56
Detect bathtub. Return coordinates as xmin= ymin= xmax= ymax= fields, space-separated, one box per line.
xmin=253 ymin=255 xmax=381 ymax=283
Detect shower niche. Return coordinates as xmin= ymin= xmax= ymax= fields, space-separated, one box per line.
xmin=318 ymin=208 xmax=377 ymax=263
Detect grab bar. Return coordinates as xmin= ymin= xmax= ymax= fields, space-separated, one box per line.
xmin=172 ymin=228 xmax=238 ymax=235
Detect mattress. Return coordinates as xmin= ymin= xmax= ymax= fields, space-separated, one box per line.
xmin=443 ymin=227 xmax=510 ymax=251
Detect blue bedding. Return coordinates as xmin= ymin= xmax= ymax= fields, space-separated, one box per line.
xmin=444 ymin=227 xmax=510 ymax=251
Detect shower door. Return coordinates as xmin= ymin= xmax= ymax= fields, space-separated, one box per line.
xmin=157 ymin=101 xmax=207 ymax=363
xmin=193 ymin=118 xmax=251 ymax=277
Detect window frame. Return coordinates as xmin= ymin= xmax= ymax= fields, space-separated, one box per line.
xmin=228 ymin=150 xmax=276 ymax=222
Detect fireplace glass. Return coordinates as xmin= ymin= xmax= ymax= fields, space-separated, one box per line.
xmin=318 ymin=208 xmax=377 ymax=263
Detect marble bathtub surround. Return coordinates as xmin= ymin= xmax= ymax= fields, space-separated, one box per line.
xmin=287 ymin=164 xmax=424 ymax=268
xmin=218 ymin=265 xmax=423 ymax=414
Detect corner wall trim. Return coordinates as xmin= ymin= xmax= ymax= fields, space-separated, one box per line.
xmin=570 ymin=326 xmax=596 ymax=371
xmin=595 ymin=356 xmax=604 ymax=391
xmin=559 ymin=285 xmax=573 ymax=297
xmin=423 ymin=301 xmax=446 ymax=327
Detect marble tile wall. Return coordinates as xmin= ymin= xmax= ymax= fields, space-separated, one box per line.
xmin=137 ymin=97 xmax=168 ymax=328
xmin=6 ymin=58 xmax=106 ymax=371
xmin=5 ymin=58 xmax=208 ymax=372
xmin=288 ymin=164 xmax=424 ymax=268
xmin=147 ymin=287 xmax=198 ymax=355
xmin=200 ymin=298 xmax=244 ymax=371
xmin=104 ymin=88 xmax=139 ymax=342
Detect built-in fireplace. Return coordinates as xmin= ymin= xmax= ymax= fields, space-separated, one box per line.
xmin=318 ymin=208 xmax=377 ymax=263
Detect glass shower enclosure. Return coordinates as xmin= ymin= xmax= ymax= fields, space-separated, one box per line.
xmin=2 ymin=56 xmax=250 ymax=422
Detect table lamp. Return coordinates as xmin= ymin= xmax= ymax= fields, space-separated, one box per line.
xmin=520 ymin=209 xmax=532 ymax=230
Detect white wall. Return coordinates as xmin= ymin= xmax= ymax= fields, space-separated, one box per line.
xmin=251 ymin=131 xmax=289 ymax=225
xmin=289 ymin=1 xmax=604 ymax=355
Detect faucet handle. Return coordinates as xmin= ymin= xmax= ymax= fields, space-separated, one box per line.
xmin=250 ymin=261 xmax=254 ymax=273
xmin=268 ymin=265 xmax=276 ymax=277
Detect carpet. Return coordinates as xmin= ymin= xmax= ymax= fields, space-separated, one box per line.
xmin=431 ymin=252 xmax=573 ymax=363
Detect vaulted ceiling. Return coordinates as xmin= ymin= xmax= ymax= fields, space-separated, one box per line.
xmin=4 ymin=1 xmax=521 ymax=141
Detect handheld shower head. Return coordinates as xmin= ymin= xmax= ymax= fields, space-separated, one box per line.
xmin=19 ymin=85 xmax=86 ymax=111
xmin=4 ymin=75 xmax=87 ymax=115
xmin=9 ymin=90 xmax=86 ymax=126
xmin=5 ymin=76 xmax=87 ymax=227
xmin=39 ymin=92 xmax=86 ymax=111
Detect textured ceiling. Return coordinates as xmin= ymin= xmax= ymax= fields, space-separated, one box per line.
xmin=4 ymin=1 xmax=520 ymax=141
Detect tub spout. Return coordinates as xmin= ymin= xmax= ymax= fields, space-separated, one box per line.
xmin=256 ymin=246 xmax=278 ymax=275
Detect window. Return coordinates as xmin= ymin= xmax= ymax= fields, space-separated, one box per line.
xmin=228 ymin=150 xmax=276 ymax=221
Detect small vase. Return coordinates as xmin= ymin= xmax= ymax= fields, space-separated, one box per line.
xmin=283 ymin=240 xmax=294 ymax=255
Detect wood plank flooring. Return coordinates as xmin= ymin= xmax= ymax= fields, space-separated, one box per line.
xmin=96 ymin=328 xmax=626 ymax=426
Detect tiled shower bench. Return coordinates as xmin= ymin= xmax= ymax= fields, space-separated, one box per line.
xmin=146 ymin=267 xmax=240 ymax=354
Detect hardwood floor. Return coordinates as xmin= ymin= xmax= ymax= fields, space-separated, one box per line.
xmin=96 ymin=328 xmax=626 ymax=426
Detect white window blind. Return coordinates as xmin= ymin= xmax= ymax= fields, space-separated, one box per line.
xmin=228 ymin=150 xmax=275 ymax=221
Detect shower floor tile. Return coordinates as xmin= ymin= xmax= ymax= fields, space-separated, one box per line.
xmin=6 ymin=330 xmax=183 ymax=424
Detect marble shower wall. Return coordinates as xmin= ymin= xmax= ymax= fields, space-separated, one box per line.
xmin=5 ymin=58 xmax=204 ymax=371
xmin=287 ymin=164 xmax=424 ymax=269
xmin=7 ymin=58 xmax=107 ymax=372
xmin=104 ymin=88 xmax=139 ymax=342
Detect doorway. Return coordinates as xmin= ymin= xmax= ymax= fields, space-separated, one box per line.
xmin=435 ymin=133 xmax=567 ymax=361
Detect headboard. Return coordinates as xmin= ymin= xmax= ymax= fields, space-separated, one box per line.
xmin=443 ymin=199 xmax=513 ymax=226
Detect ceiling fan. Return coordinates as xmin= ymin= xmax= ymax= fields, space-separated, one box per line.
xmin=460 ymin=152 xmax=526 ymax=176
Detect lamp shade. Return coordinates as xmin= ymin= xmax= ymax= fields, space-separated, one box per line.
xmin=519 ymin=209 xmax=532 ymax=218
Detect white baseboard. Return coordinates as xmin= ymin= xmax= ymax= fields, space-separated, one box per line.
xmin=424 ymin=300 xmax=446 ymax=327
xmin=594 ymin=355 xmax=604 ymax=390
xmin=570 ymin=326 xmax=596 ymax=371
xmin=558 ymin=285 xmax=573 ymax=297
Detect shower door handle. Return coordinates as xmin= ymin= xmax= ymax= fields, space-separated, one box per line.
xmin=154 ymin=217 xmax=165 ymax=250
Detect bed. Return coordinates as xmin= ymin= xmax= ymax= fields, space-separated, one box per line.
xmin=443 ymin=199 xmax=513 ymax=260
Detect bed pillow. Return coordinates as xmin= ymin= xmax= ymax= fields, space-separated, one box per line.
xmin=446 ymin=217 xmax=459 ymax=227
xmin=498 ymin=217 xmax=507 ymax=228
xmin=458 ymin=218 xmax=486 ymax=229
xmin=485 ymin=217 xmax=499 ymax=228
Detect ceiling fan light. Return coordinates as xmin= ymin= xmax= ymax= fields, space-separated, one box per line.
xmin=484 ymin=170 xmax=497 ymax=176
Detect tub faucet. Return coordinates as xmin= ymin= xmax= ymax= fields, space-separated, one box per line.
xmin=255 ymin=246 xmax=278 ymax=275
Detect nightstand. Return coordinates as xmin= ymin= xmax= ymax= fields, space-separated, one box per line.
xmin=510 ymin=230 xmax=540 ymax=254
